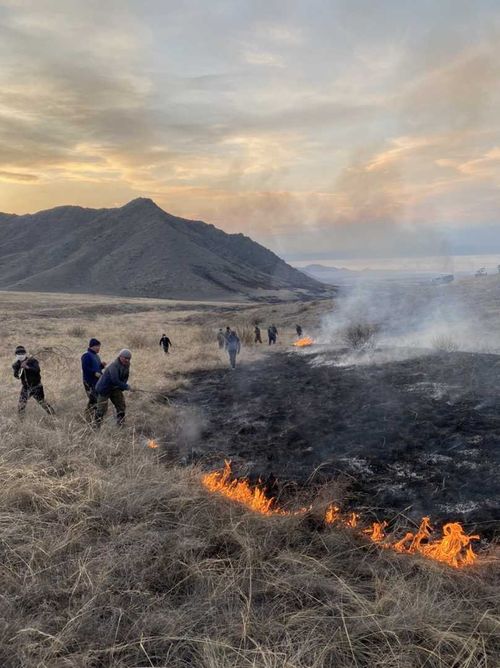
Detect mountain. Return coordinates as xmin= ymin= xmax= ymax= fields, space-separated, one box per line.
xmin=0 ymin=198 xmax=328 ymax=300
xmin=302 ymin=264 xmax=353 ymax=284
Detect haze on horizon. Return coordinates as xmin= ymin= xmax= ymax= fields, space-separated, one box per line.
xmin=1 ymin=0 xmax=500 ymax=262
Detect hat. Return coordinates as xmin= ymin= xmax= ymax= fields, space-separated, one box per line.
xmin=15 ymin=345 xmax=26 ymax=356
xmin=89 ymin=338 xmax=101 ymax=348
xmin=118 ymin=348 xmax=132 ymax=359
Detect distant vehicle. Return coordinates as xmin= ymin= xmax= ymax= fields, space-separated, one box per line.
xmin=432 ymin=274 xmax=454 ymax=285
xmin=475 ymin=268 xmax=487 ymax=277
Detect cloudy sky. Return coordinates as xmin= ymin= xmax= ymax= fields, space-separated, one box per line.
xmin=1 ymin=0 xmax=500 ymax=261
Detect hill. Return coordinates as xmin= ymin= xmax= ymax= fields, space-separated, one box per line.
xmin=0 ymin=198 xmax=328 ymax=300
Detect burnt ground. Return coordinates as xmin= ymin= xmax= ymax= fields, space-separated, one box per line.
xmin=174 ymin=348 xmax=500 ymax=536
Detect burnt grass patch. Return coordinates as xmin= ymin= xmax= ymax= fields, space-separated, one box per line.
xmin=174 ymin=349 xmax=500 ymax=537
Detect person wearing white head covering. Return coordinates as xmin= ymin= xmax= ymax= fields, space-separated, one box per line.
xmin=12 ymin=345 xmax=55 ymax=416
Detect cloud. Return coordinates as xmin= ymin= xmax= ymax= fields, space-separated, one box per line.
xmin=0 ymin=170 xmax=39 ymax=183
xmin=1 ymin=0 xmax=500 ymax=259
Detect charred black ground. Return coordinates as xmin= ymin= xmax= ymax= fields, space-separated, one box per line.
xmin=174 ymin=348 xmax=500 ymax=536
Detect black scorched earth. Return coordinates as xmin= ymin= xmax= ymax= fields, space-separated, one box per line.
xmin=176 ymin=348 xmax=500 ymax=537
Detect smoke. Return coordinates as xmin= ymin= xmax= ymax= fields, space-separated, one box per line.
xmin=320 ymin=277 xmax=500 ymax=365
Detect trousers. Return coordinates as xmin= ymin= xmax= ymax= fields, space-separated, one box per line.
xmin=95 ymin=389 xmax=126 ymax=426
xmin=18 ymin=385 xmax=54 ymax=416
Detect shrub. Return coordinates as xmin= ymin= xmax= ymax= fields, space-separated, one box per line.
xmin=432 ymin=335 xmax=459 ymax=352
xmin=127 ymin=332 xmax=154 ymax=349
xmin=67 ymin=324 xmax=87 ymax=338
xmin=341 ymin=323 xmax=378 ymax=350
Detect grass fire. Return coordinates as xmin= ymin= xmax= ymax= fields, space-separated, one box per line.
xmin=293 ymin=336 xmax=314 ymax=347
xmin=202 ymin=462 xmax=481 ymax=569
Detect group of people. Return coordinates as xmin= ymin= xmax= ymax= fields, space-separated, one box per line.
xmin=11 ymin=331 xmax=176 ymax=426
xmin=252 ymin=324 xmax=279 ymax=345
xmin=12 ymin=339 xmax=134 ymax=426
xmin=216 ymin=322 xmax=304 ymax=368
xmin=12 ymin=321 xmax=305 ymax=423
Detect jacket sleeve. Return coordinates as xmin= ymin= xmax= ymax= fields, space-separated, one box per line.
xmin=12 ymin=361 xmax=20 ymax=378
xmin=107 ymin=364 xmax=129 ymax=391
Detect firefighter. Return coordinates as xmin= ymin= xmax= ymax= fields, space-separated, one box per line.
xmin=12 ymin=345 xmax=55 ymax=416
xmin=254 ymin=325 xmax=262 ymax=344
xmin=217 ymin=328 xmax=225 ymax=349
xmin=81 ymin=338 xmax=106 ymax=420
xmin=226 ymin=330 xmax=241 ymax=369
xmin=296 ymin=324 xmax=303 ymax=338
xmin=94 ymin=349 xmax=133 ymax=427
xmin=159 ymin=333 xmax=172 ymax=354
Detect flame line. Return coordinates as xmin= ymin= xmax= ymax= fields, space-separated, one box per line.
xmin=201 ymin=462 xmax=480 ymax=569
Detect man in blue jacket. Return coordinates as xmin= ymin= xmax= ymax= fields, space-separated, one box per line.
xmin=81 ymin=338 xmax=105 ymax=420
xmin=94 ymin=349 xmax=133 ymax=427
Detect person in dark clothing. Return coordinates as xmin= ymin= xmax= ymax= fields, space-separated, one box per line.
xmin=12 ymin=345 xmax=54 ymax=416
xmin=254 ymin=325 xmax=262 ymax=344
xmin=95 ymin=349 xmax=133 ymax=427
xmin=296 ymin=324 xmax=303 ymax=338
xmin=217 ymin=329 xmax=225 ymax=349
xmin=159 ymin=333 xmax=172 ymax=354
xmin=81 ymin=338 xmax=106 ymax=421
xmin=268 ymin=325 xmax=278 ymax=345
xmin=224 ymin=326 xmax=231 ymax=348
xmin=226 ymin=330 xmax=241 ymax=369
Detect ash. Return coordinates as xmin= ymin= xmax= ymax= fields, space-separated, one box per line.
xmin=176 ymin=349 xmax=500 ymax=536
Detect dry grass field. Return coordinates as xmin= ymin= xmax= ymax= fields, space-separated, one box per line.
xmin=0 ymin=290 xmax=498 ymax=667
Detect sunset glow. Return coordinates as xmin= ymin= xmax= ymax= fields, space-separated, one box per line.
xmin=1 ymin=1 xmax=500 ymax=259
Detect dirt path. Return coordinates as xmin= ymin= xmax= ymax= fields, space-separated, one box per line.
xmin=175 ymin=347 xmax=500 ymax=535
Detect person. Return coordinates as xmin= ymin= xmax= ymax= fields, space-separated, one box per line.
xmin=268 ymin=324 xmax=278 ymax=345
xmin=296 ymin=324 xmax=303 ymax=338
xmin=217 ymin=328 xmax=225 ymax=349
xmin=254 ymin=325 xmax=262 ymax=344
xmin=224 ymin=326 xmax=231 ymax=348
xmin=81 ymin=338 xmax=106 ymax=421
xmin=12 ymin=345 xmax=55 ymax=416
xmin=94 ymin=349 xmax=133 ymax=427
xmin=159 ymin=333 xmax=172 ymax=354
xmin=226 ymin=330 xmax=241 ymax=369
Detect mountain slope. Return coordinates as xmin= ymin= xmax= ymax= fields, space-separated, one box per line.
xmin=0 ymin=198 xmax=327 ymax=300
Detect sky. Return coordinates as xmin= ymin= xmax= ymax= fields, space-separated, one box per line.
xmin=1 ymin=0 xmax=500 ymax=261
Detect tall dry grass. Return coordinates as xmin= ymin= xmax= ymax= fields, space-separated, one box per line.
xmin=0 ymin=292 xmax=498 ymax=667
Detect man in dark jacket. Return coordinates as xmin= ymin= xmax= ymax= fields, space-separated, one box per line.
xmin=254 ymin=325 xmax=262 ymax=344
xmin=159 ymin=333 xmax=172 ymax=354
xmin=296 ymin=324 xmax=303 ymax=338
xmin=12 ymin=345 xmax=55 ymax=416
xmin=94 ymin=349 xmax=133 ymax=427
xmin=226 ymin=330 xmax=241 ymax=369
xmin=81 ymin=338 xmax=105 ymax=420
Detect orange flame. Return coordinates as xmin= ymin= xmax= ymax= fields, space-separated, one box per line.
xmin=364 ymin=521 xmax=388 ymax=543
xmin=147 ymin=439 xmax=159 ymax=449
xmin=294 ymin=337 xmax=314 ymax=347
xmin=202 ymin=463 xmax=480 ymax=568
